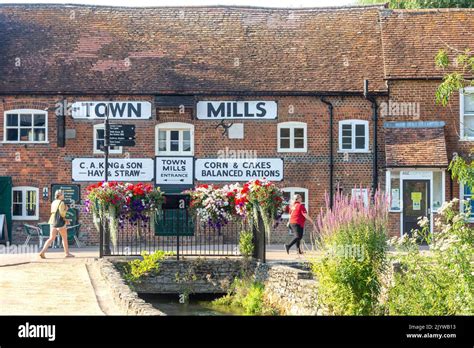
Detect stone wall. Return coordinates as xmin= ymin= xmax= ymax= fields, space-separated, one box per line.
xmin=96 ymin=258 xmax=165 ymax=315
xmin=255 ymin=262 xmax=321 ymax=315
xmin=113 ymin=258 xmax=250 ymax=295
xmin=110 ymin=257 xmax=321 ymax=315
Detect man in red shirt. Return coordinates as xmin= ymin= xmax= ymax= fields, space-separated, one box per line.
xmin=285 ymin=194 xmax=316 ymax=255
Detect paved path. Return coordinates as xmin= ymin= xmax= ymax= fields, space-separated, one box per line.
xmin=0 ymin=244 xmax=312 ymax=315
xmin=0 ymin=250 xmax=122 ymax=315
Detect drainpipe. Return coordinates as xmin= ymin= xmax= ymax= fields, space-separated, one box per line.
xmin=364 ymin=80 xmax=378 ymax=198
xmin=320 ymin=97 xmax=334 ymax=208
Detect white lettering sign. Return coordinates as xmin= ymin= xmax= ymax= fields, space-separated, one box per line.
xmin=71 ymin=101 xmax=152 ymax=119
xmin=195 ymin=158 xmax=283 ymax=181
xmin=156 ymin=157 xmax=194 ymax=185
xmin=72 ymin=158 xmax=154 ymax=181
xmin=196 ymin=101 xmax=277 ymax=120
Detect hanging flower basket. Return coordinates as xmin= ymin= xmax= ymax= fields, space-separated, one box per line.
xmin=85 ymin=182 xmax=164 ymax=248
xmin=185 ymin=179 xmax=286 ymax=242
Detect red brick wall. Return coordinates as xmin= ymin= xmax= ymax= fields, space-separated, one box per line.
xmin=0 ymin=94 xmax=378 ymax=245
xmin=379 ymin=80 xmax=471 ymax=237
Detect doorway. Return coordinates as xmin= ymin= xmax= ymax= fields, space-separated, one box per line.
xmin=0 ymin=176 xmax=12 ymax=242
xmin=402 ymin=180 xmax=430 ymax=242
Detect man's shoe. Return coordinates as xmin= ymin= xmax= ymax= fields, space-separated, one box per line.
xmin=284 ymin=244 xmax=290 ymax=254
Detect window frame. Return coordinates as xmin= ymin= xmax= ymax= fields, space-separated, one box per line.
xmin=155 ymin=122 xmax=194 ymax=156
xmin=351 ymin=188 xmax=369 ymax=207
xmin=459 ymin=87 xmax=474 ymax=141
xmin=460 ymin=183 xmax=474 ymax=222
xmin=281 ymin=187 xmax=309 ymax=219
xmin=3 ymin=109 xmax=49 ymax=144
xmin=277 ymin=122 xmax=307 ymax=153
xmin=12 ymin=186 xmax=40 ymax=221
xmin=338 ymin=119 xmax=369 ymax=153
xmin=93 ymin=124 xmax=123 ymax=155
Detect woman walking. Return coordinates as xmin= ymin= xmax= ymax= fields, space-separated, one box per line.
xmin=284 ymin=194 xmax=316 ymax=255
xmin=38 ymin=190 xmax=74 ymax=258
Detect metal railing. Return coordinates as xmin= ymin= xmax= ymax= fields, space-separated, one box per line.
xmin=100 ymin=210 xmax=242 ymax=258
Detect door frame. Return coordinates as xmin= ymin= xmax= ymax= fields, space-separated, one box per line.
xmin=401 ymin=179 xmax=431 ymax=238
xmin=399 ymin=170 xmax=434 ymax=237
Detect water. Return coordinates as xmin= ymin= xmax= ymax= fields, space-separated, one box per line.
xmin=139 ymin=293 xmax=244 ymax=316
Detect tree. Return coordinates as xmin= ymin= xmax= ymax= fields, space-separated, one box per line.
xmin=435 ymin=48 xmax=474 ymax=190
xmin=357 ymin=0 xmax=474 ymax=8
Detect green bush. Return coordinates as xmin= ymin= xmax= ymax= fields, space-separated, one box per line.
xmin=239 ymin=230 xmax=254 ymax=258
xmin=123 ymin=250 xmax=172 ymax=284
xmin=311 ymin=190 xmax=389 ymax=315
xmin=311 ymin=221 xmax=388 ymax=315
xmin=212 ymin=276 xmax=278 ymax=315
xmin=385 ymin=200 xmax=474 ymax=315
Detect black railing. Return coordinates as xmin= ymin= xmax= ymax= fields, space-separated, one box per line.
xmin=100 ymin=211 xmax=242 ymax=258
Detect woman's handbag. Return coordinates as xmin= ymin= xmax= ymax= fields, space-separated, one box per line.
xmin=53 ymin=201 xmax=66 ymax=228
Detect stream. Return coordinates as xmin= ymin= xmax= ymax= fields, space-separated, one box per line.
xmin=139 ymin=293 xmax=245 ymax=316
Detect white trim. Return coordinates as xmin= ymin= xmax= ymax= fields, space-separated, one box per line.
xmin=12 ymin=186 xmax=39 ymax=221
xmin=460 ymin=182 xmax=474 ymax=222
xmin=459 ymin=87 xmax=474 ymax=141
xmin=338 ymin=119 xmax=369 ymax=152
xmin=93 ymin=124 xmax=122 ymax=154
xmin=431 ymin=171 xmax=445 ymax=213
xmin=3 ymin=109 xmax=49 ymax=144
xmin=155 ymin=122 xmax=194 ymax=156
xmin=281 ymin=187 xmax=309 ymax=218
xmin=277 ymin=121 xmax=307 ymax=153
xmin=351 ymin=188 xmax=369 ymax=207
xmin=387 ymin=169 xmax=446 ymax=237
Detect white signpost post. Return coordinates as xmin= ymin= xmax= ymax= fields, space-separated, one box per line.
xmin=195 ymin=158 xmax=283 ymax=182
xmin=72 ymin=158 xmax=154 ymax=182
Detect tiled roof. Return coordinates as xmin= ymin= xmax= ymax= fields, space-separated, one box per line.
xmin=384 ymin=122 xmax=448 ymax=167
xmin=0 ymin=4 xmax=387 ymax=94
xmin=380 ymin=8 xmax=474 ymax=79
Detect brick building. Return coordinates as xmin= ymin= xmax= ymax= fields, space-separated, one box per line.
xmin=0 ymin=4 xmax=472 ymax=245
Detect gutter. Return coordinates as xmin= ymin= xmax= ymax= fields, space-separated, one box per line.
xmin=0 ymin=90 xmax=389 ymax=97
xmin=320 ymin=97 xmax=334 ymax=209
xmin=364 ymin=80 xmax=379 ymax=197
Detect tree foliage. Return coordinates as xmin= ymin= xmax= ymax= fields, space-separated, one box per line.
xmin=434 ymin=48 xmax=474 ymax=190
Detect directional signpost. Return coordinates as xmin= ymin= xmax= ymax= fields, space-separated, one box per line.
xmin=101 ymin=117 xmax=136 ymax=257
xmin=108 ymin=124 xmax=136 ymax=147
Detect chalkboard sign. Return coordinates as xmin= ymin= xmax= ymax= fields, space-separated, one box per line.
xmin=51 ymin=184 xmax=80 ymax=204
xmin=66 ymin=208 xmax=78 ymax=225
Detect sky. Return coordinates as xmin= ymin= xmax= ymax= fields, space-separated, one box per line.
xmin=0 ymin=0 xmax=358 ymax=8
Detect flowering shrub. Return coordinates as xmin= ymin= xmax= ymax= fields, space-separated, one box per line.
xmin=311 ymin=188 xmax=390 ymax=315
xmin=85 ymin=182 xmax=164 ymax=248
xmin=385 ymin=198 xmax=474 ymax=315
